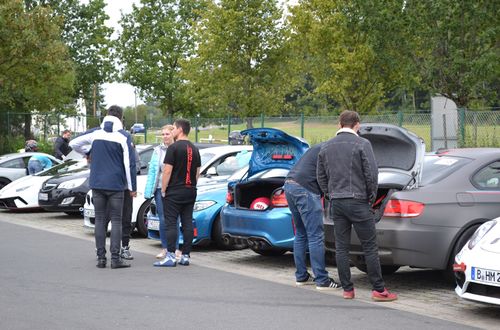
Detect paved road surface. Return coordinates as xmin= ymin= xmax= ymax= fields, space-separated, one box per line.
xmin=1 ymin=211 xmax=498 ymax=329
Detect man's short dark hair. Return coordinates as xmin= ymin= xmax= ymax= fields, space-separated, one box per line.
xmin=339 ymin=110 xmax=360 ymax=128
xmin=107 ymin=105 xmax=123 ymax=119
xmin=62 ymin=129 xmax=71 ymax=135
xmin=174 ymin=119 xmax=191 ymax=136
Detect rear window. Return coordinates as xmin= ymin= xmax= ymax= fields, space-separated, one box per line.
xmin=420 ymin=155 xmax=472 ymax=186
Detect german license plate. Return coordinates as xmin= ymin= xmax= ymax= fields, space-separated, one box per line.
xmin=472 ymin=267 xmax=500 ymax=285
xmin=84 ymin=208 xmax=95 ymax=218
xmin=38 ymin=193 xmax=48 ymax=201
xmin=148 ymin=219 xmax=160 ymax=231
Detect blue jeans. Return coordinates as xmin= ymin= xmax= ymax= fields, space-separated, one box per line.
xmin=93 ymin=189 xmax=123 ymax=260
xmin=154 ymin=188 xmax=180 ymax=250
xmin=28 ymin=159 xmax=43 ymax=175
xmin=332 ymin=198 xmax=385 ymax=292
xmin=284 ymin=181 xmax=329 ymax=285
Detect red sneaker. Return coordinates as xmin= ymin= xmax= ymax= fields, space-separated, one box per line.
xmin=343 ymin=289 xmax=355 ymax=299
xmin=372 ymin=288 xmax=398 ymax=302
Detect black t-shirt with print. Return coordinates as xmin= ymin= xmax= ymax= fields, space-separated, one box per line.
xmin=163 ymin=140 xmax=201 ymax=190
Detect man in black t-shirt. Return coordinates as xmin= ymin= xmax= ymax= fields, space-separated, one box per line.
xmin=155 ymin=119 xmax=201 ymax=267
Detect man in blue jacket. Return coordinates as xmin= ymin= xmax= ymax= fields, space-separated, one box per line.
xmin=70 ymin=105 xmax=137 ymax=269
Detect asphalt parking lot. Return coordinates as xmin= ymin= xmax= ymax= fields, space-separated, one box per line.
xmin=1 ymin=210 xmax=498 ymax=329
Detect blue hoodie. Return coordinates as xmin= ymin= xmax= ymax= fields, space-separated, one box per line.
xmin=69 ymin=115 xmax=137 ymax=192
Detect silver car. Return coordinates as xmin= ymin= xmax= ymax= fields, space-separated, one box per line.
xmin=325 ymin=124 xmax=500 ymax=278
xmin=0 ymin=152 xmax=61 ymax=190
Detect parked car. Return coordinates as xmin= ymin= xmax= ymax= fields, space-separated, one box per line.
xmin=221 ymin=128 xmax=310 ymax=256
xmin=130 ymin=123 xmax=145 ymax=134
xmin=83 ymin=145 xmax=253 ymax=237
xmin=0 ymin=159 xmax=87 ymax=210
xmin=228 ymin=130 xmax=245 ymax=145
xmin=325 ymin=124 xmax=500 ymax=277
xmin=38 ymin=144 xmax=155 ymax=216
xmin=0 ymin=152 xmax=61 ymax=190
xmin=454 ymin=219 xmax=500 ymax=306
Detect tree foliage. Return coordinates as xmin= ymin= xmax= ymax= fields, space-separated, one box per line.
xmin=183 ymin=0 xmax=291 ymax=125
xmin=0 ymin=0 xmax=75 ymax=115
xmin=404 ymin=0 xmax=500 ymax=107
xmin=116 ymin=0 xmax=205 ymax=118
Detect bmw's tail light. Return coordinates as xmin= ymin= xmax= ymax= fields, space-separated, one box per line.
xmin=271 ymin=188 xmax=288 ymax=207
xmin=226 ymin=190 xmax=234 ymax=204
xmin=383 ymin=199 xmax=424 ymax=218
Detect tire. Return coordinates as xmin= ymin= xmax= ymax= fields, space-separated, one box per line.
xmin=250 ymin=247 xmax=287 ymax=256
xmin=64 ymin=211 xmax=81 ymax=216
xmin=0 ymin=178 xmax=11 ymax=190
xmin=443 ymin=224 xmax=480 ymax=282
xmin=354 ymin=263 xmax=400 ymax=276
xmin=211 ymin=214 xmax=248 ymax=250
xmin=135 ymin=199 xmax=151 ymax=238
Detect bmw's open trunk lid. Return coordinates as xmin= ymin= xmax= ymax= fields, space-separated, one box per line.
xmin=359 ymin=123 xmax=426 ymax=190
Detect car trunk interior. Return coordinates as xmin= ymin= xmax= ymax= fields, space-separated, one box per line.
xmin=372 ymin=184 xmax=401 ymax=222
xmin=235 ymin=178 xmax=285 ymax=209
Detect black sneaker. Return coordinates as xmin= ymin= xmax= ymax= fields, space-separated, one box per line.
xmin=96 ymin=258 xmax=106 ymax=268
xmin=120 ymin=246 xmax=134 ymax=260
xmin=111 ymin=258 xmax=131 ymax=269
xmin=316 ymin=278 xmax=341 ymax=290
xmin=295 ymin=273 xmax=315 ymax=286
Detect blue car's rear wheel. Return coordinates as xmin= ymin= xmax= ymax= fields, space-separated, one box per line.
xmin=211 ymin=214 xmax=247 ymax=250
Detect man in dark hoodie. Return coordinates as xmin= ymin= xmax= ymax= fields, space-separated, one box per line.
xmin=70 ymin=105 xmax=137 ymax=269
xmin=53 ymin=129 xmax=72 ymax=160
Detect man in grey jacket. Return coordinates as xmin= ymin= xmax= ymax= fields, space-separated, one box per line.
xmin=317 ymin=110 xmax=397 ymax=301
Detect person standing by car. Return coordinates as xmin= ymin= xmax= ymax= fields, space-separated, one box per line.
xmin=317 ymin=110 xmax=397 ymax=301
xmin=155 ymin=119 xmax=201 ymax=267
xmin=70 ymin=105 xmax=137 ymax=269
xmin=53 ymin=129 xmax=72 ymax=160
xmin=144 ymin=124 xmax=181 ymax=260
xmin=26 ymin=141 xmax=53 ymax=174
xmin=284 ymin=143 xmax=340 ymax=290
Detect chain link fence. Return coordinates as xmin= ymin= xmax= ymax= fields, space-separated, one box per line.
xmin=2 ymin=109 xmax=500 ymax=153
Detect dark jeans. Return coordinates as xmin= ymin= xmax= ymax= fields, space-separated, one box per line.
xmin=332 ymin=198 xmax=385 ymax=292
xmin=154 ymin=188 xmax=180 ymax=250
xmin=163 ymin=187 xmax=196 ymax=255
xmin=93 ymin=189 xmax=124 ymax=260
xmin=284 ymin=181 xmax=329 ymax=285
xmin=122 ymin=190 xmax=133 ymax=247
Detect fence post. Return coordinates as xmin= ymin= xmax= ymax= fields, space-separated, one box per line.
xmin=227 ymin=114 xmax=231 ymax=140
xmin=260 ymin=113 xmax=264 ymax=128
xmin=144 ymin=115 xmax=147 ymax=143
xmin=458 ymin=108 xmax=465 ymax=147
xmin=442 ymin=114 xmax=448 ymax=149
xmin=7 ymin=112 xmax=9 ymax=133
xmin=398 ymin=111 xmax=403 ymax=127
xmin=300 ymin=113 xmax=304 ymax=138
xmin=57 ymin=113 xmax=61 ymax=136
xmin=194 ymin=115 xmax=199 ymax=143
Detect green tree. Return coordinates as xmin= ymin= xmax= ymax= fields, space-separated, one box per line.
xmin=0 ymin=0 xmax=75 ymax=138
xmin=289 ymin=0 xmax=411 ymax=114
xmin=405 ymin=0 xmax=500 ymax=108
xmin=25 ymin=0 xmax=115 ymax=115
xmin=183 ymin=0 xmax=291 ymax=127
xmin=116 ymin=0 xmax=205 ymax=118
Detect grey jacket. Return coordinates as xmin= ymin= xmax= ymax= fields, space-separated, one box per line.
xmin=317 ymin=130 xmax=378 ymax=203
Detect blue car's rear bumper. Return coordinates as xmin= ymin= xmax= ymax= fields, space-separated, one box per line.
xmin=220 ymin=205 xmax=295 ymax=250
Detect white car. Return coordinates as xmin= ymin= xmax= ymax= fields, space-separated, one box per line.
xmin=83 ymin=145 xmax=253 ymax=237
xmin=0 ymin=159 xmax=86 ymax=210
xmin=454 ymin=219 xmax=500 ymax=305
xmin=0 ymin=152 xmax=61 ymax=190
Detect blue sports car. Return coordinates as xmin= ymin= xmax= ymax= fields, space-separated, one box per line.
xmin=220 ymin=128 xmax=310 ymax=256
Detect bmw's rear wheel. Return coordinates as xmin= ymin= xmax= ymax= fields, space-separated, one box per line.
xmin=250 ymin=247 xmax=287 ymax=256
xmin=136 ymin=200 xmax=151 ymax=238
xmin=354 ymin=263 xmax=400 ymax=275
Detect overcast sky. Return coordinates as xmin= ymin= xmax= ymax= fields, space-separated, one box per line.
xmin=100 ymin=0 xmax=297 ymax=108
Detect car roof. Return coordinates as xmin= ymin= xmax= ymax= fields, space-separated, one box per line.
xmin=0 ymin=152 xmax=55 ymax=161
xmin=433 ymin=148 xmax=500 ymax=158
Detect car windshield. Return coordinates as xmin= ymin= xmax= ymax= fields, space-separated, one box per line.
xmin=420 ymin=154 xmax=472 ymax=186
xmin=200 ymin=151 xmax=215 ymax=167
xmin=35 ymin=159 xmax=87 ymax=176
